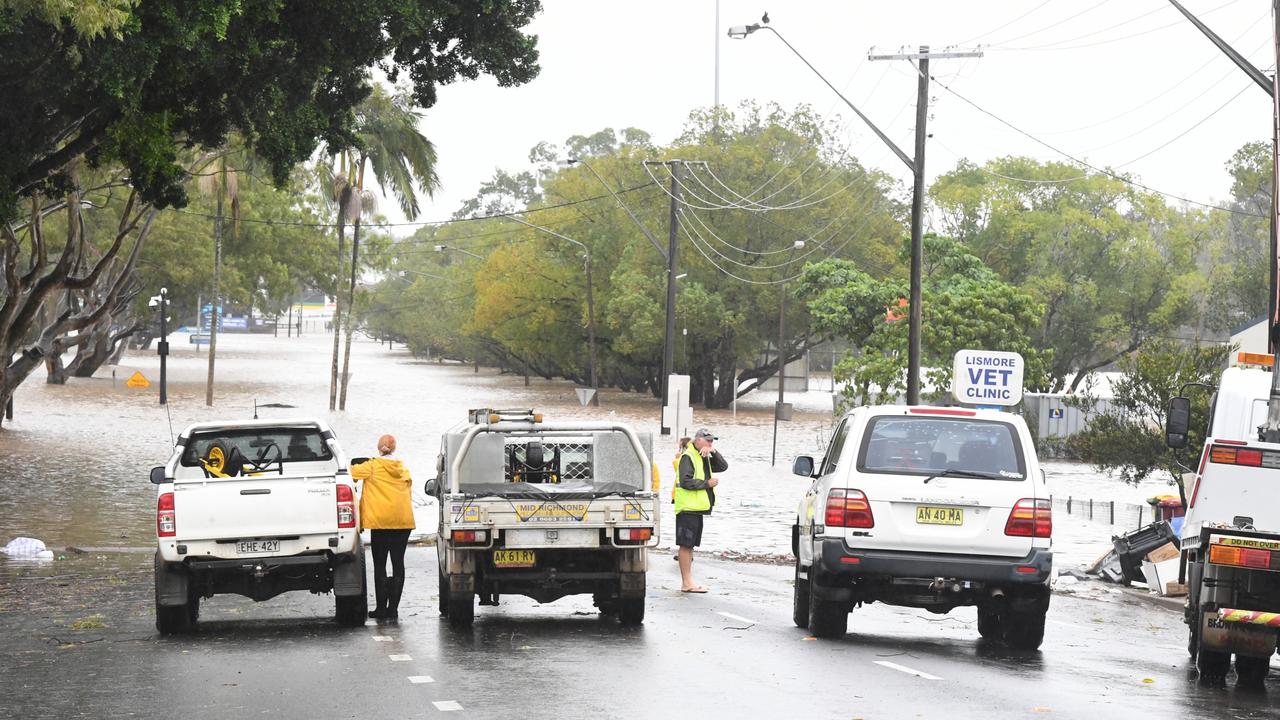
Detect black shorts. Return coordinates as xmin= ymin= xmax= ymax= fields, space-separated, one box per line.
xmin=675 ymin=512 xmax=704 ymax=548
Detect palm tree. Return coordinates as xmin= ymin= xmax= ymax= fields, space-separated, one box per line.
xmin=197 ymin=153 xmax=241 ymax=407
xmin=328 ymin=85 xmax=440 ymax=410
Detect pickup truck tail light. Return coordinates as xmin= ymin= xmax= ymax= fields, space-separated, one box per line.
xmin=157 ymin=492 xmax=176 ymax=537
xmin=1208 ymin=544 xmax=1276 ymax=570
xmin=1005 ymin=498 xmax=1052 ymax=538
xmin=336 ymin=485 xmax=356 ymax=529
xmin=616 ymin=527 xmax=652 ymax=544
xmin=451 ymin=529 xmax=488 ymax=546
xmin=825 ymin=489 xmax=874 ymax=528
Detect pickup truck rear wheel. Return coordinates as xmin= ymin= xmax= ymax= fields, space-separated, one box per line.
xmin=447 ymin=589 xmax=475 ymax=629
xmin=1235 ymin=654 xmax=1271 ymax=688
xmin=792 ymin=561 xmax=810 ymax=629
xmin=618 ymin=596 xmax=645 ymax=626
xmin=154 ymin=554 xmax=195 ymax=635
xmin=807 ymin=575 xmax=847 ymax=639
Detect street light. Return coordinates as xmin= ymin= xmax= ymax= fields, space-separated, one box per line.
xmin=149 ymin=288 xmax=170 ymax=405
xmin=508 ymin=216 xmax=600 ymax=407
xmin=772 ymin=240 xmax=804 ymax=466
xmin=399 ymin=268 xmax=449 ymax=282
xmin=434 ymin=244 xmax=484 ymax=260
xmin=730 ymin=15 xmax=934 ymax=405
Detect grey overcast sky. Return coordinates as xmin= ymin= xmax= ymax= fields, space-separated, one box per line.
xmin=378 ymin=0 xmax=1274 ymax=232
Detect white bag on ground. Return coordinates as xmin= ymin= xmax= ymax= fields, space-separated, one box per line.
xmin=3 ymin=537 xmax=54 ymax=558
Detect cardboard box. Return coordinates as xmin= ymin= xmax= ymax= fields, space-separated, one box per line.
xmin=1145 ymin=542 xmax=1179 ymax=564
xmin=1165 ymin=581 xmax=1188 ymax=597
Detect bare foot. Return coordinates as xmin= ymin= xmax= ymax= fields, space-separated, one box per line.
xmin=681 ymin=586 xmax=708 ymax=593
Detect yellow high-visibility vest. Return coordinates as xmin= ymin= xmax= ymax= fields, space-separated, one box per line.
xmin=674 ymin=444 xmax=711 ymax=514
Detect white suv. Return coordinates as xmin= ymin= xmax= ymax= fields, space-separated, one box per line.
xmin=791 ymin=406 xmax=1052 ymax=649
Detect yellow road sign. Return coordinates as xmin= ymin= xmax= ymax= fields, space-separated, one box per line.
xmin=126 ymin=371 xmax=150 ymax=389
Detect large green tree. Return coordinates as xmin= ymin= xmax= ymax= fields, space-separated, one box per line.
xmin=800 ymin=235 xmax=1051 ymax=407
xmin=931 ymin=157 xmax=1207 ymax=390
xmin=0 ymin=0 xmax=541 ymax=223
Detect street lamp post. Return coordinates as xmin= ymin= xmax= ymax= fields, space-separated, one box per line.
xmin=509 ymin=216 xmax=599 ymax=406
xmin=434 ymin=244 xmax=484 ymax=261
xmin=151 ymin=288 xmax=170 ymax=405
xmin=729 ymin=18 xmax=980 ymax=405
xmin=771 ymin=241 xmax=804 ymax=466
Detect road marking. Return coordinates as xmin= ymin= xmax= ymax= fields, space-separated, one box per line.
xmin=388 ymin=654 xmax=412 ymax=662
xmin=716 ymin=611 xmax=757 ymax=625
xmin=372 ymin=635 xmax=393 ymax=642
xmin=874 ymin=660 xmax=942 ymax=680
xmin=432 ymin=701 xmax=463 ymax=712
xmin=407 ymin=675 xmax=435 ymax=684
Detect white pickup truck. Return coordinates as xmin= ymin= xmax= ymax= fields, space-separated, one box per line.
xmin=151 ymin=418 xmax=366 ymax=634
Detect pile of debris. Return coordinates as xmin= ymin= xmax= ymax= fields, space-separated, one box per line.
xmin=1088 ymin=520 xmax=1185 ymax=596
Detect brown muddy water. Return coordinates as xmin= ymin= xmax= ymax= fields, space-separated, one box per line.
xmin=0 ymin=332 xmax=831 ymax=551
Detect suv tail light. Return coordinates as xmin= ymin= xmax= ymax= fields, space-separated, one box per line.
xmin=1005 ymin=498 xmax=1051 ymax=538
xmin=825 ymin=489 xmax=874 ymax=528
xmin=157 ymin=492 xmax=176 ymax=537
xmin=336 ymin=484 xmax=356 ymax=529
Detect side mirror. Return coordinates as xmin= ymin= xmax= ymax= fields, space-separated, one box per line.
xmin=424 ymin=478 xmax=439 ymax=497
xmin=792 ymin=455 xmax=816 ymax=478
xmin=1166 ymin=396 xmax=1191 ymax=449
xmin=150 ymin=466 xmax=168 ymax=484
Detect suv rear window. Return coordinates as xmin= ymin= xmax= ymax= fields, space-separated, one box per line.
xmin=181 ymin=428 xmax=333 ymax=468
xmin=856 ymin=416 xmax=1025 ymax=479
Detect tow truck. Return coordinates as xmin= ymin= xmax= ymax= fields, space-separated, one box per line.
xmin=424 ymin=409 xmax=659 ymax=628
xmin=1166 ymin=355 xmax=1280 ymax=686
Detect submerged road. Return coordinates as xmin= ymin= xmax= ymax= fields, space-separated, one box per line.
xmin=2 ymin=548 xmax=1275 ymax=719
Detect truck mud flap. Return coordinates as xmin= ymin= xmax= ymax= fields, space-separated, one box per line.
xmin=332 ymin=553 xmax=363 ymax=597
xmin=619 ymin=572 xmax=645 ymax=597
xmin=1201 ymin=610 xmax=1279 ymax=656
xmin=155 ymin=554 xmax=188 ymax=607
xmin=449 ymin=574 xmax=476 ymax=593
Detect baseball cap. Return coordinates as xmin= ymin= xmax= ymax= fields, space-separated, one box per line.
xmin=694 ymin=428 xmax=718 ymax=441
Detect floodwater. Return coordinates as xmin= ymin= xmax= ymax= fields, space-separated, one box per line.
xmin=0 ymin=331 xmax=1158 ymax=570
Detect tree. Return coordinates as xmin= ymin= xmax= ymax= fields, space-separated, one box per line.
xmin=329 ymin=85 xmax=440 ymax=411
xmin=930 ymin=157 xmax=1207 ymax=390
xmin=1 ymin=172 xmax=156 ymax=425
xmin=800 ymin=235 xmax=1050 ymax=407
xmin=358 ymin=106 xmax=904 ymax=406
xmin=1067 ymin=339 xmax=1231 ymax=484
xmin=0 ymin=0 xmax=540 ymax=224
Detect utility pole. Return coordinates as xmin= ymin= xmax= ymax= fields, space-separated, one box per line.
xmin=1167 ymin=0 xmax=1280 ymax=439
xmin=869 ymin=46 xmax=981 ymax=405
xmin=772 ymin=240 xmax=806 ymax=466
xmin=662 ymin=161 xmax=682 ymax=434
xmin=205 ymin=188 xmax=222 ymax=407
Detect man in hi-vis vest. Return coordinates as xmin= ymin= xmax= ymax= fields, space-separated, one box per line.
xmin=675 ymin=428 xmax=728 ymax=593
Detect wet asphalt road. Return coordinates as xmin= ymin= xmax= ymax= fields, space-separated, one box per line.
xmin=2 ymin=549 xmax=1276 ymax=720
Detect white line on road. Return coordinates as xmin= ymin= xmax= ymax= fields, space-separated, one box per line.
xmin=432 ymin=701 xmax=463 ymax=712
xmin=388 ymin=654 xmax=412 ymax=662
xmin=372 ymin=636 xmax=393 ymax=642
xmin=716 ymin=611 xmax=757 ymax=625
xmin=874 ymin=660 xmax=942 ymax=680
xmin=407 ymin=676 xmax=435 ymax=684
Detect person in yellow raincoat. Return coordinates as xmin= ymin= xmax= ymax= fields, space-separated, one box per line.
xmin=351 ymin=434 xmax=414 ymax=621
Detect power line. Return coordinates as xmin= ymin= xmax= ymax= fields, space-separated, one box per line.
xmin=1113 ymin=81 xmax=1256 ymax=169
xmin=955 ymin=0 xmax=1056 ymax=46
xmin=986 ymin=0 xmax=1113 ymax=47
xmin=991 ymin=0 xmax=1245 ymax=52
xmin=931 ymin=75 xmax=1266 ymax=218
xmin=168 ymin=181 xmax=657 ymax=229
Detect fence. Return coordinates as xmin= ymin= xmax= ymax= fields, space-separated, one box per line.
xmin=1051 ymin=495 xmax=1165 ymax=531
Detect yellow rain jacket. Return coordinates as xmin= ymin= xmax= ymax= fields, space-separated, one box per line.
xmin=351 ymin=457 xmax=415 ymax=530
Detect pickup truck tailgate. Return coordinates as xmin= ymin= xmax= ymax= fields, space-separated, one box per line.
xmin=173 ymin=475 xmax=338 ymax=540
